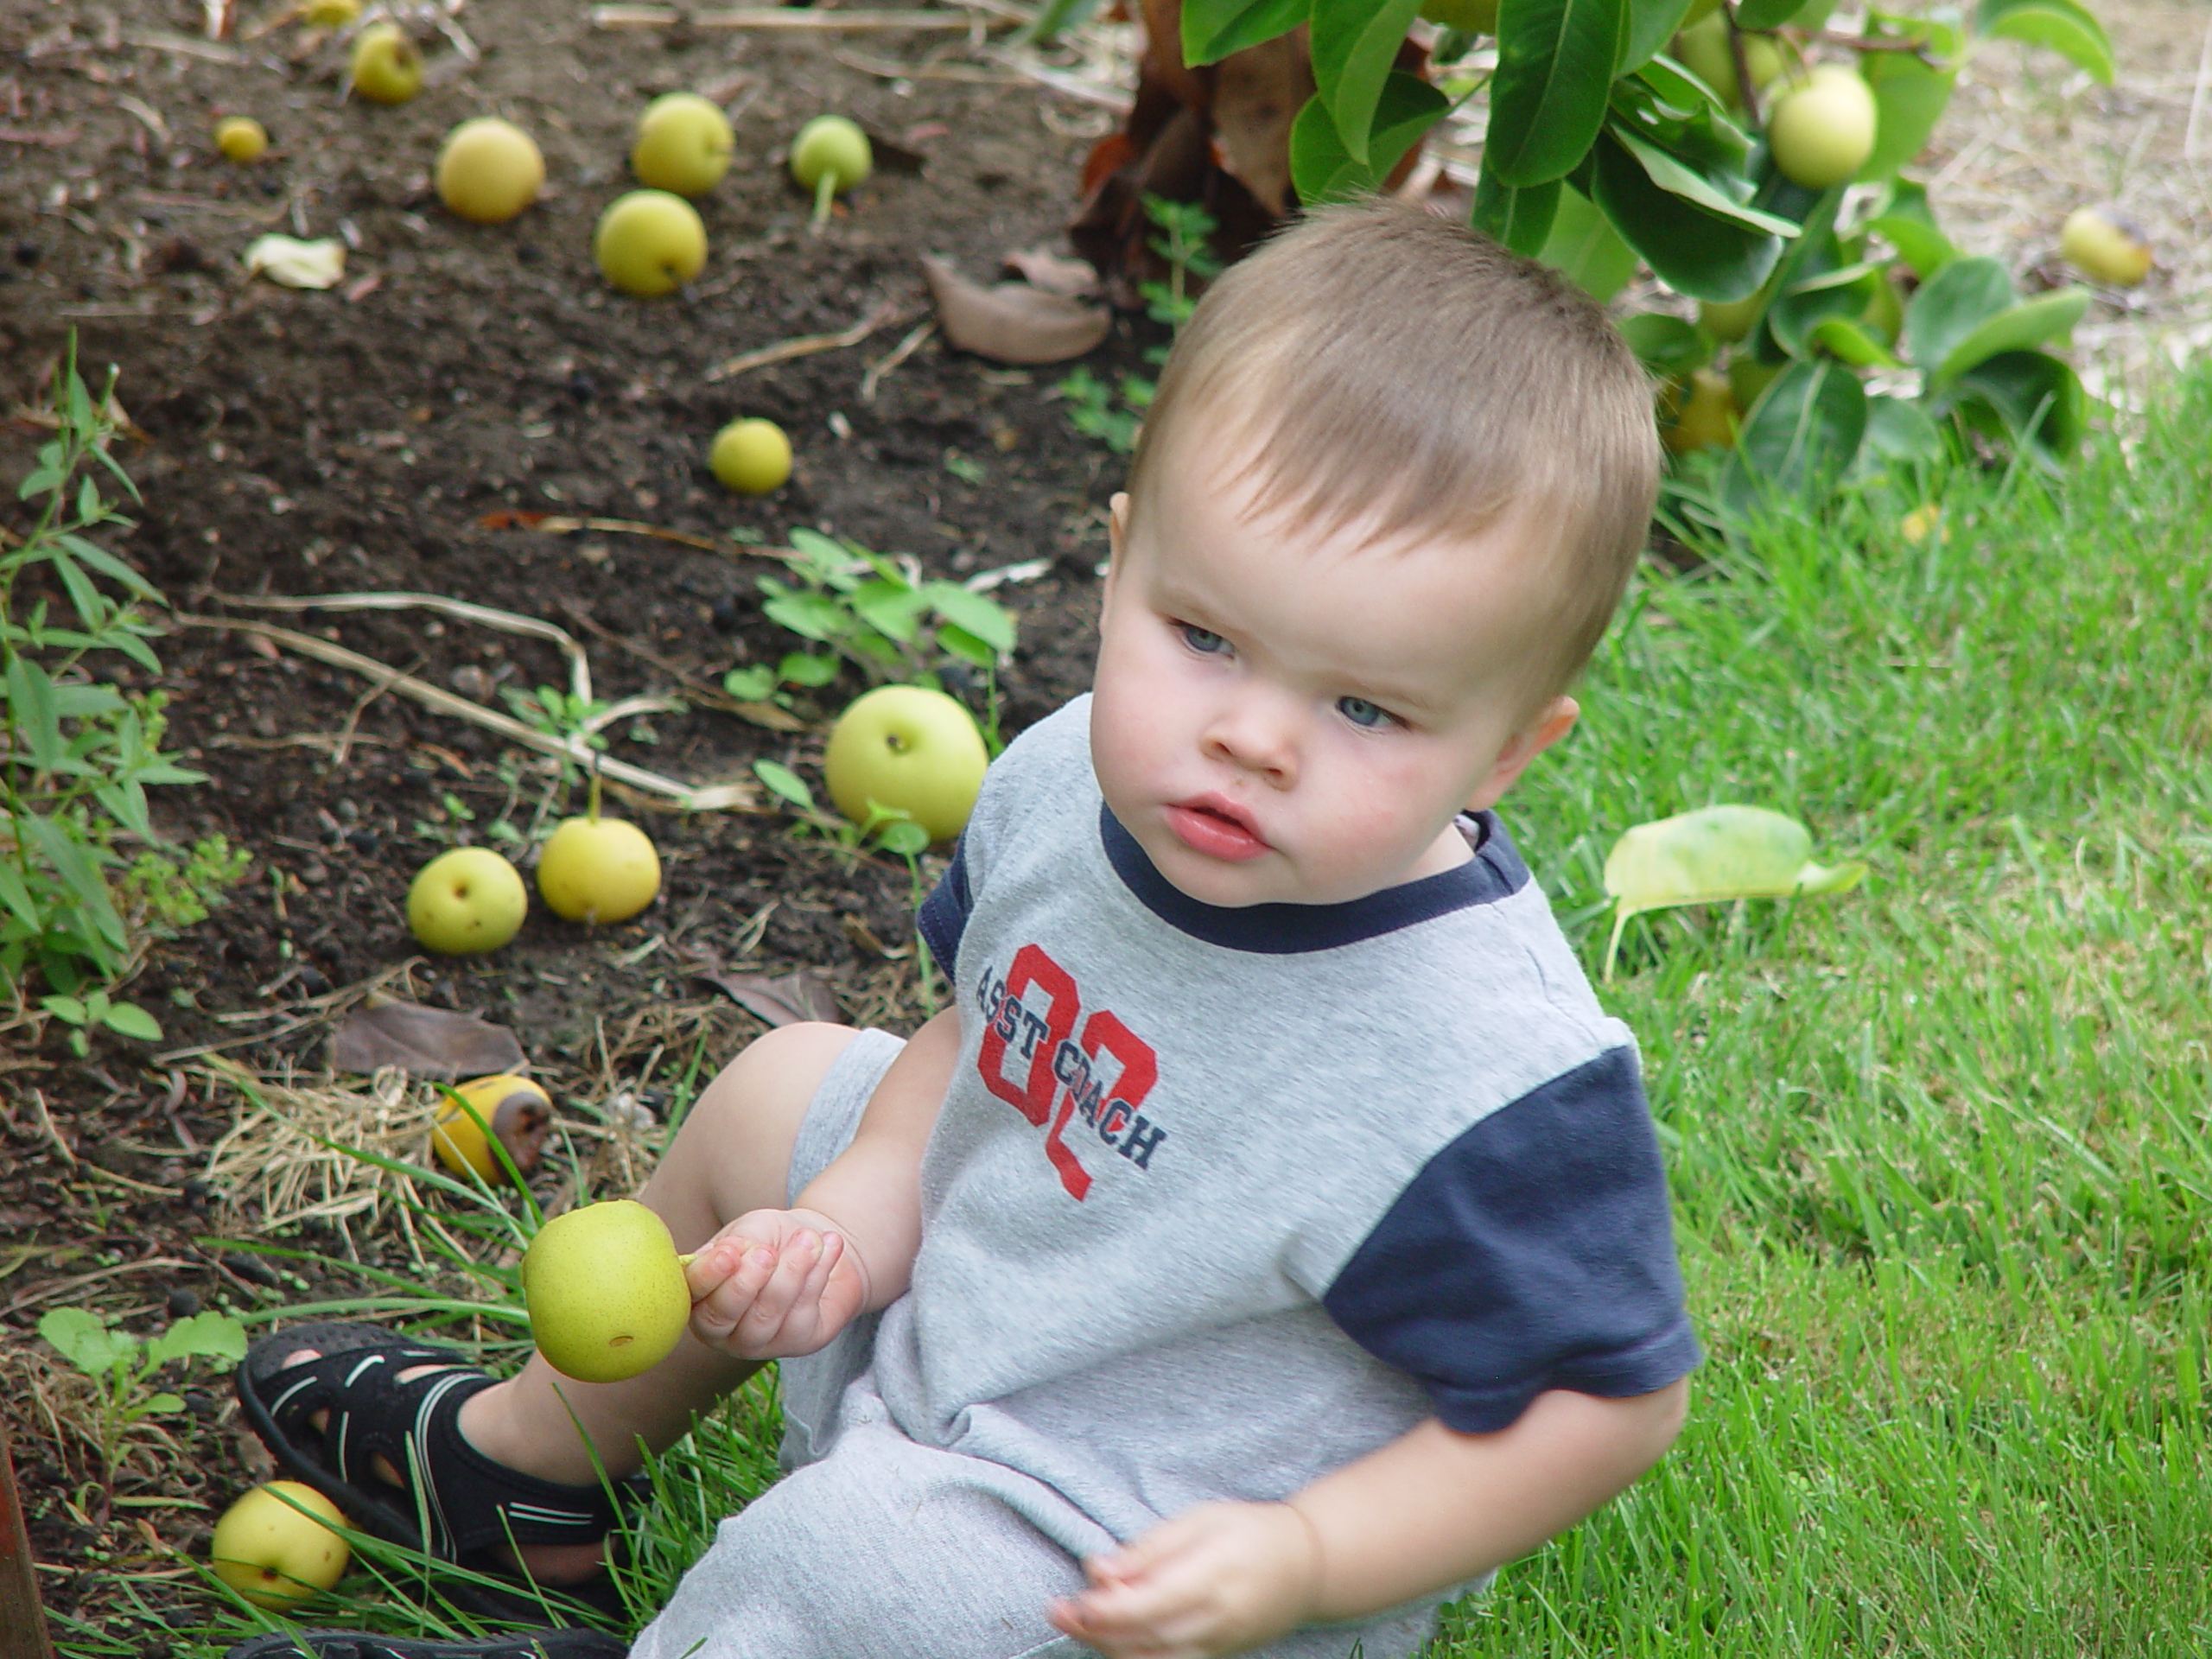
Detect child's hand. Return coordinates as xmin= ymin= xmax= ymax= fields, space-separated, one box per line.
xmin=684 ymin=1207 xmax=872 ymax=1361
xmin=1046 ymin=1501 xmax=1321 ymax=1659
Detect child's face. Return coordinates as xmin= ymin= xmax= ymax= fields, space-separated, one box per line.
xmin=1090 ymin=423 xmax=1579 ymax=909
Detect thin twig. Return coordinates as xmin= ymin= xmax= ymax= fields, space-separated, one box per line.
xmin=705 ymin=304 xmax=904 ymax=384
xmin=175 ymin=614 xmax=760 ymax=812
xmin=861 ymin=319 xmax=937 ymax=402
xmin=212 ymin=589 xmax=596 ymax=705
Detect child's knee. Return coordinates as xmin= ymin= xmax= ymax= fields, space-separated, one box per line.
xmin=661 ymin=1022 xmax=861 ymax=1217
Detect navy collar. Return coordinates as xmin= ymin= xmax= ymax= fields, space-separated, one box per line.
xmin=1098 ymin=804 xmax=1528 ymax=954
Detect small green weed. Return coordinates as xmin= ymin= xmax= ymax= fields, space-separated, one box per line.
xmin=2 ymin=338 xmax=248 ymax=1032
xmin=1056 ymin=194 xmax=1221 ymax=455
xmin=727 ymin=527 xmax=1016 ymax=702
xmin=38 ymin=1307 xmax=248 ymax=1492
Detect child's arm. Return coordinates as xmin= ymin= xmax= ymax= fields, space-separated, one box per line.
xmin=686 ymin=1007 xmax=961 ymax=1360
xmin=1048 ymin=1378 xmax=1689 ymax=1659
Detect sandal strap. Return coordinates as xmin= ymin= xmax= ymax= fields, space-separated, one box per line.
xmin=239 ymin=1322 xmax=626 ymax=1560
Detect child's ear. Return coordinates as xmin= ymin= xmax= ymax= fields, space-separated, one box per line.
xmin=1466 ymin=696 xmax=1579 ymax=811
xmin=1100 ymin=492 xmax=1131 ymax=606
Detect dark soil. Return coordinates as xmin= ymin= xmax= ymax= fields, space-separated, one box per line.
xmin=2 ymin=2 xmax=1142 ymax=1645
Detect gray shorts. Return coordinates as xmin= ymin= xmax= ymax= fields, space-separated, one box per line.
xmin=628 ymin=1029 xmax=1443 ymax=1659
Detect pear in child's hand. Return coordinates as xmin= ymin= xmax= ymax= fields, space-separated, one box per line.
xmin=522 ymin=1199 xmax=694 ymax=1382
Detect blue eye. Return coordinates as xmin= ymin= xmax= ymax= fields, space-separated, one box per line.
xmin=1338 ymin=696 xmax=1392 ymax=729
xmin=1179 ymin=624 xmax=1230 ymax=655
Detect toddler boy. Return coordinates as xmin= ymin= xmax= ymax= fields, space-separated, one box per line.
xmin=233 ymin=199 xmax=1696 ymax=1659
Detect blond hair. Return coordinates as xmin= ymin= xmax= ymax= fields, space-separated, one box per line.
xmin=1123 ymin=199 xmax=1659 ymax=708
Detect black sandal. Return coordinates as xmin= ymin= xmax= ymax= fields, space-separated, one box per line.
xmin=235 ymin=1321 xmax=640 ymax=1625
xmin=224 ymin=1630 xmax=627 ymax=1659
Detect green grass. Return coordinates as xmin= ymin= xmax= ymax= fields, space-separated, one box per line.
xmin=1446 ymin=365 xmax=2212 ymax=1654
xmin=116 ymin=372 xmax=2212 ymax=1657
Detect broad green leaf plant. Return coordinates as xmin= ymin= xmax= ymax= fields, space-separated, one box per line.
xmin=38 ymin=1307 xmax=249 ymax=1497
xmin=3 ymin=338 xmax=247 ymax=1039
xmin=1175 ymin=0 xmax=2112 ymax=497
xmin=723 ymin=528 xmax=1017 ymax=705
xmin=1601 ymin=802 xmax=1866 ymax=977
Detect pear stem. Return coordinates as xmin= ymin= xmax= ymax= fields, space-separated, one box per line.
xmin=811 ymin=170 xmax=836 ymax=229
xmin=586 ymin=761 xmax=602 ymax=823
xmin=676 ymin=1251 xmax=698 ymax=1268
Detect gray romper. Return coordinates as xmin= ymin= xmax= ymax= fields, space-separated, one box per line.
xmin=631 ymin=696 xmax=1699 ymax=1659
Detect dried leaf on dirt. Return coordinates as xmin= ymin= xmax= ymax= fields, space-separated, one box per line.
xmin=332 ymin=999 xmax=528 ymax=1079
xmin=697 ymin=969 xmax=843 ymax=1027
xmin=243 ymin=234 xmax=346 ymax=289
xmin=1001 ymin=247 xmax=1102 ymax=297
xmin=918 ymin=254 xmax=1110 ymax=365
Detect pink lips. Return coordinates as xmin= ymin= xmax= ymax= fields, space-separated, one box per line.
xmin=1165 ymin=797 xmax=1268 ymax=861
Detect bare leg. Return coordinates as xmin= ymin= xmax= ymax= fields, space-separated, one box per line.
xmin=272 ymin=1020 xmax=863 ymax=1584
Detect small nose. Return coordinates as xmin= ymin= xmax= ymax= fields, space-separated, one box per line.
xmin=1200 ymin=691 xmax=1299 ymax=785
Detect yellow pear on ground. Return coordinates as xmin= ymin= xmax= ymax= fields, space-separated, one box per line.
xmin=632 ymin=92 xmax=734 ymax=197
xmin=2060 ymin=207 xmax=2152 ymax=287
xmin=436 ymin=118 xmax=545 ymax=225
xmin=536 ymin=815 xmax=661 ymax=924
xmin=523 ymin=1199 xmax=694 ymax=1383
xmin=432 ymin=1074 xmax=553 ymax=1182
xmin=210 ymin=1481 xmax=351 ymax=1610
xmin=594 ymin=190 xmax=707 ymax=297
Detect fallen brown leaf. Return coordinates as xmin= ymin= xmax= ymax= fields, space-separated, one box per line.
xmin=697 ymin=969 xmax=843 ymax=1027
xmin=918 ymin=254 xmax=1110 ymax=365
xmin=332 ymin=998 xmax=527 ymax=1080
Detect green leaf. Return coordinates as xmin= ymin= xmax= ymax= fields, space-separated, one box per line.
xmin=39 ymin=1306 xmax=139 ymax=1377
xmin=922 ymin=582 xmax=1020 ymax=654
xmin=1720 ymin=359 xmax=1868 ymax=517
xmin=1847 ymin=392 xmax=1950 ymax=485
xmin=41 ymin=995 xmax=90 ymax=1024
xmin=849 ymin=582 xmax=931 ymax=644
xmin=1811 ymin=314 xmax=1905 ymax=367
xmin=1290 ymin=75 xmax=1451 ymax=204
xmin=0 ymin=862 xmax=40 ymax=931
xmin=1621 ymin=0 xmax=1694 ymax=73
xmin=937 ymin=625 xmax=996 ymax=670
xmin=1901 ymin=256 xmax=2015 ymax=378
xmin=1471 ymin=168 xmax=1560 ymax=257
xmin=52 ymin=533 xmax=162 ymax=601
xmin=100 ymin=999 xmax=163 ymax=1041
xmin=1602 ymin=803 xmax=1866 ymax=977
xmin=1590 ymin=133 xmax=1786 ymax=302
xmin=722 ymin=665 xmax=777 ymax=700
xmin=1182 ymin=0 xmax=1306 ymax=66
xmin=1605 ymin=127 xmax=1802 ymax=235
xmin=6 ymin=657 xmax=66 ymax=773
xmin=761 ymin=590 xmax=849 ymax=643
xmin=1866 ymin=206 xmax=1957 ymax=283
xmin=1857 ymin=43 xmax=1960 ymax=180
xmin=1619 ymin=313 xmax=1711 ymax=379
xmin=752 ymin=759 xmax=816 ymax=810
xmin=779 ymin=651 xmax=842 ymax=687
xmin=22 ymin=812 xmax=128 ymax=956
xmin=1974 ymin=0 xmax=2113 ymax=83
xmin=1309 ymin=0 xmax=1428 ymax=167
xmin=875 ymin=819 xmax=933 ymax=857
xmin=1766 ymin=234 xmax=1875 ymax=359
xmin=1486 ymin=0 xmax=1628 ymax=186
xmin=1928 ymin=287 xmax=2089 ymax=387
xmin=144 ymin=1311 xmax=247 ymax=1367
xmin=1933 ymin=349 xmax=2086 ymax=468
xmin=1733 ymin=0 xmax=1807 ymax=24
xmin=1535 ymin=183 xmax=1641 ymax=302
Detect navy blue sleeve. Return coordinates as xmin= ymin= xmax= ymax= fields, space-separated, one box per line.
xmin=1322 ymin=1047 xmax=1701 ymax=1433
xmin=916 ymin=837 xmax=973 ymax=982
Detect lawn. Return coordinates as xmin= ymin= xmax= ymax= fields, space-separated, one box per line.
xmin=1436 ymin=364 xmax=2212 ymax=1655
